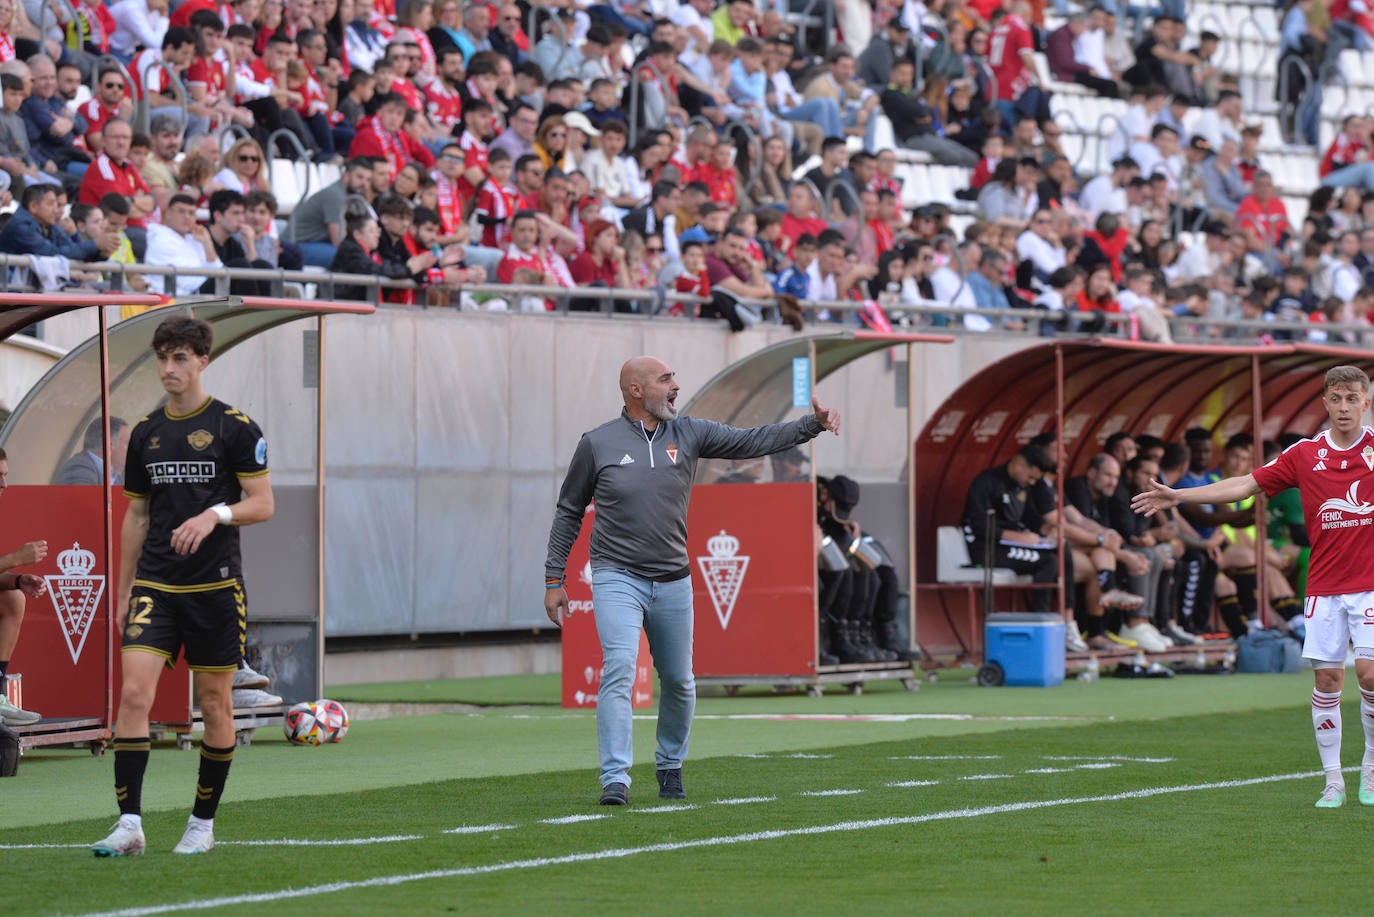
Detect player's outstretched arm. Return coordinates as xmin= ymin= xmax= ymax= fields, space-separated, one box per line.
xmin=1131 ymin=474 xmax=1261 ymax=518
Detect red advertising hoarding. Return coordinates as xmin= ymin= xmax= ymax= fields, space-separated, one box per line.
xmin=560 ymin=482 xmax=818 ymax=706
xmin=0 ymin=486 xmax=191 ymax=726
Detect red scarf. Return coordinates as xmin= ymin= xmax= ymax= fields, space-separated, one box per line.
xmin=435 ymin=173 xmax=460 ymax=235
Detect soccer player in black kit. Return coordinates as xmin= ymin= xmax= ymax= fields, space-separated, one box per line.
xmin=92 ymin=316 xmax=274 ymax=857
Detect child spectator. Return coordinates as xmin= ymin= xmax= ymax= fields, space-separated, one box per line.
xmin=475 ymin=147 xmax=517 ymax=250
xmin=671 ymin=238 xmax=710 ymax=316
xmin=774 ymin=233 xmax=817 ymax=299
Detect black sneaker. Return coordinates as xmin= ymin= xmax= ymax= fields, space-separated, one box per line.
xmin=656 ymin=768 xmax=686 ymax=799
xmin=598 ymin=782 xmax=629 ymax=805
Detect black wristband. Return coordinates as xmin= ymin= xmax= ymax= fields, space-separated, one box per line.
xmin=6 ymin=573 xmax=21 ymax=590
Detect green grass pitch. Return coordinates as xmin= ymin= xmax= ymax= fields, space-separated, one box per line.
xmin=6 ymin=671 xmax=1374 ymax=915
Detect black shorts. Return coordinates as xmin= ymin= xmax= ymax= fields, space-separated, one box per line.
xmin=122 ymin=580 xmax=245 ymax=672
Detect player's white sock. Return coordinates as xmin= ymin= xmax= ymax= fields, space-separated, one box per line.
xmin=1361 ymin=690 xmax=1374 ymax=768
xmin=1313 ymin=689 xmax=1345 ymax=786
xmin=187 ymin=815 xmax=213 ymax=831
xmin=119 ymin=813 xmax=142 ymax=830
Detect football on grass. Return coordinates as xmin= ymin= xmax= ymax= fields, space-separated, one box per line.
xmin=315 ymin=698 xmax=350 ymax=743
xmin=283 ymin=701 xmax=326 ymax=746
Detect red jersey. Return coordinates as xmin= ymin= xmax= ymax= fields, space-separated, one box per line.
xmin=0 ymin=31 xmax=14 ymax=63
xmin=456 ymin=129 xmax=488 ymax=199
xmin=475 ymin=180 xmax=517 ymax=248
xmin=78 ymin=153 xmax=152 ymax=227
xmin=1252 ymin=428 xmax=1374 ymax=596
xmin=989 ymin=15 xmax=1034 ymax=102
xmin=496 ymin=243 xmax=546 ymax=284
xmin=971 ymin=155 xmax=998 ymax=189
xmin=185 ymin=54 xmax=227 ymax=102
xmin=702 ymin=163 xmax=736 ymax=206
xmin=348 ymin=116 xmax=434 ymax=178
xmin=869 ymin=219 xmax=894 ymax=256
xmin=391 ymin=76 xmax=422 ymax=112
xmin=671 ymin=270 xmax=710 ymax=316
xmin=80 ymin=97 xmax=120 ymax=139
xmin=170 ymin=0 xmax=215 ymax=27
xmin=424 ymin=80 xmax=463 ymax=132
xmin=779 ymin=213 xmax=828 ymax=253
xmin=1320 ymin=131 xmax=1368 ymax=178
xmin=1237 ymin=195 xmax=1291 ymax=249
xmin=870 ymin=174 xmax=900 ymax=195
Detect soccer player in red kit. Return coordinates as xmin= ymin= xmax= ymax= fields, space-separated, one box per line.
xmin=1134 ymin=365 xmax=1374 ymax=809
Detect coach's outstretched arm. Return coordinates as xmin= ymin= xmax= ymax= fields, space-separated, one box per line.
xmin=1131 ymin=473 xmax=1262 ymax=518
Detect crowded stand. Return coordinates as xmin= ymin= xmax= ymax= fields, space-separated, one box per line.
xmin=0 ymin=0 xmax=1368 ymax=336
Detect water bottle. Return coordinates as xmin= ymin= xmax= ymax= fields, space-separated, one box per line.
xmin=1078 ymin=654 xmax=1100 ymax=683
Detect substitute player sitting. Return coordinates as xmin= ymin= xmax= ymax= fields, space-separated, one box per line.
xmin=1133 ymin=365 xmax=1374 ymax=809
xmin=92 ymin=316 xmax=274 ymax=857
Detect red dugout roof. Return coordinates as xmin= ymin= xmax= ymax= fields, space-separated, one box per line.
xmin=913 ymin=340 xmax=1374 ymax=583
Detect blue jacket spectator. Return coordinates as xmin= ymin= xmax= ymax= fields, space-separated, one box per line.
xmin=21 ymin=57 xmax=89 ymax=173
xmin=0 ymin=185 xmax=103 ymax=259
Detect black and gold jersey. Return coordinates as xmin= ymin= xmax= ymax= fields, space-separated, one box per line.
xmin=122 ymin=396 xmax=269 ymax=589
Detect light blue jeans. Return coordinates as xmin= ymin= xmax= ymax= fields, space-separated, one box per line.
xmin=591 ymin=568 xmax=695 ymax=789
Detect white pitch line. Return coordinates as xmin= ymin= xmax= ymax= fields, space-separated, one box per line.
xmin=635 ymin=805 xmax=698 ymax=813
xmin=798 ymin=789 xmax=864 ymax=797
xmin=889 ymin=755 xmax=1002 ymax=761
xmin=221 ymin=836 xmax=423 ymax=847
xmin=540 ymin=814 xmax=610 ymax=825
xmin=887 ymin=780 xmax=940 ymax=788
xmin=68 ymin=768 xmax=1335 ymax=917
xmin=959 ymin=774 xmax=1014 ymax=781
xmin=441 ymin=825 xmax=517 ymax=835
xmin=0 ymin=843 xmax=89 ymax=850
xmin=1042 ymin=756 xmax=1174 ymax=763
xmin=711 ymin=796 xmax=776 ymax=805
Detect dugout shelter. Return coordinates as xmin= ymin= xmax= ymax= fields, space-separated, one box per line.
xmin=913 ymin=339 xmax=1374 ymax=661
xmin=560 ymin=331 xmax=955 ymax=704
xmin=0 ymin=295 xmax=372 ymax=750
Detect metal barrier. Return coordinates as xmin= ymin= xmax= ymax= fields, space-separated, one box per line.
xmin=1051 ymin=108 xmax=1088 ymax=173
xmin=724 ymin=119 xmax=763 ymax=203
xmin=1277 ymin=54 xmax=1314 ymax=146
xmin=0 ymin=255 xmax=1370 ymax=345
xmin=136 ymin=57 xmax=188 ymax=135
xmin=626 ymin=58 xmax=666 ymax=149
xmin=1237 ymin=12 xmax=1275 ymax=107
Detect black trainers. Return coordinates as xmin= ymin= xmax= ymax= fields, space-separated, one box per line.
xmin=656 ymin=767 xmax=686 ymax=799
xmin=598 ymin=782 xmax=629 ymax=805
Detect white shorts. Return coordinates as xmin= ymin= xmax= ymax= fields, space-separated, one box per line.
xmin=1302 ymin=593 xmax=1374 ymax=664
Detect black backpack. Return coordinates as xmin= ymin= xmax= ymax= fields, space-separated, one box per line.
xmin=0 ymin=723 xmax=19 ymax=777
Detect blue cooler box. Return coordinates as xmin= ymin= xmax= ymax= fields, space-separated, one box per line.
xmin=985 ymin=612 xmax=1065 ymax=687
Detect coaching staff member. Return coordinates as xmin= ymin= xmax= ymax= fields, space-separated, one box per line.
xmin=544 ymin=356 xmax=840 ymax=806
xmin=92 ymin=315 xmax=274 ymax=857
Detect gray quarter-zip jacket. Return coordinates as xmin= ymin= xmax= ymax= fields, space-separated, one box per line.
xmin=545 ymin=409 xmax=825 ymax=582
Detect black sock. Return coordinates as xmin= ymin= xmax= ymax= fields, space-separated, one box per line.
xmin=0 ymin=659 xmax=8 ymax=691
xmin=1086 ymin=615 xmax=1106 ymax=637
xmin=1274 ymin=595 xmax=1303 ymax=623
xmin=192 ymin=743 xmax=235 ymax=820
xmin=112 ymin=737 xmax=151 ymax=817
xmin=1231 ymin=566 xmax=1258 ymax=616
xmin=1097 ymin=569 xmax=1113 ymax=591
xmin=1217 ymin=595 xmax=1246 ymax=637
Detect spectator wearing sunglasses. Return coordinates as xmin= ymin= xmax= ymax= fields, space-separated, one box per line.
xmin=78 ymin=67 xmax=132 ymax=156
xmin=212 ymin=137 xmax=268 ymax=194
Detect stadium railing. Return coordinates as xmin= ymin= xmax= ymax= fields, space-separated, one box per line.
xmin=0 ymin=253 xmax=1369 ymax=344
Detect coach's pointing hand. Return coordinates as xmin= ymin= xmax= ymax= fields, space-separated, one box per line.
xmin=812 ymin=396 xmax=840 ymax=435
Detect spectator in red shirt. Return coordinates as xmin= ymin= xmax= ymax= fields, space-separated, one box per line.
xmin=496 ymin=209 xmax=548 ymax=285
xmin=671 ymin=239 xmax=711 ymax=317
xmin=348 ymin=93 xmax=433 ymax=181
xmin=80 ymin=68 xmax=134 ymax=156
xmin=701 ymin=140 xmax=738 ymax=207
xmin=778 ymin=182 xmax=828 ymax=258
xmin=78 ymin=118 xmax=156 ymax=242
xmin=569 ymin=219 xmax=633 ymax=311
xmin=1237 ymin=169 xmax=1291 ymax=262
